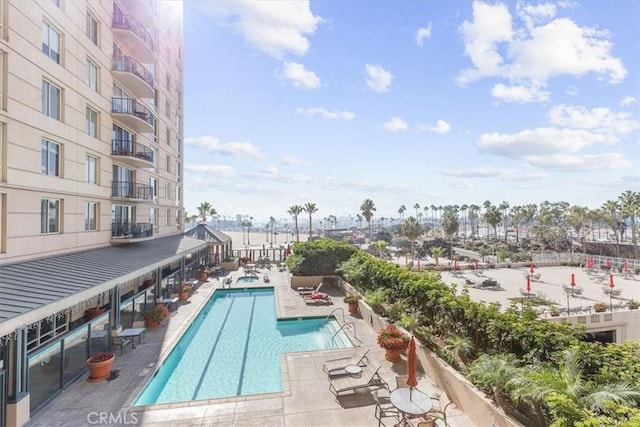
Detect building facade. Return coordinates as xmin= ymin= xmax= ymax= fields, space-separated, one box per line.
xmin=0 ymin=2 xmax=200 ymax=425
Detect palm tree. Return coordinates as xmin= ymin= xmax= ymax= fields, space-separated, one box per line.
xmin=431 ymin=246 xmax=443 ymax=265
xmin=468 ymin=204 xmax=480 ymax=238
xmin=413 ymin=203 xmax=420 ymax=218
xmin=460 ymin=204 xmax=469 ymax=240
xmin=287 ymin=205 xmax=303 ymax=242
xmin=183 ymin=211 xmax=197 ymax=226
xmin=303 ymin=202 xmax=318 ymax=241
xmin=360 ymin=199 xmax=377 ymax=243
xmin=196 ymin=201 xmax=217 ymax=223
xmin=402 ymin=216 xmax=422 ymax=260
xmin=269 ymin=216 xmax=276 ymax=244
xmin=602 ymin=200 xmax=621 ymax=257
xmin=499 ymin=201 xmax=510 ymax=242
xmin=398 ymin=205 xmax=406 ymax=222
xmin=483 ymin=205 xmax=503 ymax=240
xmin=423 ymin=205 xmax=430 ymax=231
xmin=618 ymin=190 xmax=640 ymax=258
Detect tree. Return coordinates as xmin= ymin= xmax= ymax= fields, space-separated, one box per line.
xmin=431 ymin=246 xmax=444 ymax=265
xmin=196 ymin=201 xmax=217 ymax=223
xmin=413 ymin=203 xmax=420 ymax=218
xmin=375 ymin=240 xmax=387 ymax=258
xmin=398 ymin=205 xmax=406 ymax=222
xmin=483 ymin=205 xmax=503 ymax=241
xmin=442 ymin=207 xmax=459 ymax=239
xmin=602 ymin=200 xmax=621 ymax=257
xmin=402 ymin=216 xmax=422 ymax=261
xmin=460 ymin=204 xmax=469 ymax=240
xmin=183 ymin=211 xmax=197 ymax=226
xmin=468 ymin=204 xmax=480 ymax=238
xmin=360 ymin=199 xmax=377 ymax=243
xmin=618 ymin=190 xmax=640 ymax=258
xmin=303 ymin=202 xmax=318 ymax=241
xmin=499 ymin=201 xmax=510 ymax=242
xmin=269 ymin=216 xmax=276 ymax=244
xmin=287 ymin=205 xmax=304 ymax=242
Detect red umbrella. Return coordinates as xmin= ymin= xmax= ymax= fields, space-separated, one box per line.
xmin=570 ymin=273 xmax=576 ymax=288
xmin=609 ymin=274 xmax=615 ymax=289
xmin=623 ymin=260 xmax=629 ymax=272
xmin=529 ymin=262 xmax=535 ymax=274
xmin=475 ymin=259 xmax=479 ymax=270
xmin=605 ymin=258 xmax=611 ymax=268
xmin=406 ymin=337 xmax=418 ymax=398
xmin=454 ymin=260 xmax=459 ymax=270
xmin=526 ymin=276 xmax=531 ymax=293
xmin=587 ymin=257 xmax=593 ymax=268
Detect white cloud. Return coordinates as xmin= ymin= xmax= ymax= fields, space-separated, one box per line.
xmin=262 ymin=165 xmax=280 ymax=175
xmin=528 ymin=153 xmax=632 ymax=170
xmin=491 ymin=83 xmax=550 ymax=103
xmin=185 ymin=164 xmax=235 ymax=177
xmin=383 ymin=117 xmax=408 ymax=131
xmin=365 ymin=64 xmax=393 ymax=92
xmin=441 ymin=167 xmax=513 ymax=178
xmin=185 ymin=136 xmax=265 ymax=159
xmin=456 ymin=1 xmax=627 ymax=102
xmin=415 ymin=23 xmax=432 ymax=47
xmin=203 ymin=1 xmax=322 ymax=59
xmin=281 ymin=156 xmax=303 ymax=166
xmin=621 ymin=96 xmax=637 ymax=107
xmin=296 ymin=107 xmax=355 ymax=120
xmin=429 ymin=120 xmax=451 ymax=134
xmin=548 ymin=105 xmax=639 ymax=134
xmin=280 ymin=62 xmax=321 ymax=89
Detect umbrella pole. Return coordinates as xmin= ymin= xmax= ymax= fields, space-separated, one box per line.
xmin=566 ymin=293 xmax=570 ymax=312
xmin=610 ymin=293 xmax=613 ymax=312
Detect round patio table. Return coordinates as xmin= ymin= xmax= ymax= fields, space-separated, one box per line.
xmin=390 ymin=387 xmax=433 ymax=422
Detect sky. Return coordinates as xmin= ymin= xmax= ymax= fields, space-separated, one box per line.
xmin=181 ymin=0 xmax=640 ymax=225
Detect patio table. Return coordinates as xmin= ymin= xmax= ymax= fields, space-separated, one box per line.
xmin=118 ymin=328 xmax=146 ymax=348
xmin=390 ymin=387 xmax=433 ymax=425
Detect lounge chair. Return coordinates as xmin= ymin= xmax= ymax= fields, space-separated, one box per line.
xmin=329 ymin=363 xmax=385 ymax=397
xmin=322 ymin=348 xmax=370 ymax=377
xmin=299 ymin=282 xmax=323 ymax=295
xmin=303 ymin=292 xmax=332 ymax=305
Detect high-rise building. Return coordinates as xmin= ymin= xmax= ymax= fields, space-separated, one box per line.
xmin=0 ymin=3 xmax=211 ymax=426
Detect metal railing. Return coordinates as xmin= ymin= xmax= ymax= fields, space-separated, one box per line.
xmin=111 ymin=97 xmax=155 ymax=129
xmin=112 ymin=139 xmax=154 ymax=163
xmin=111 ymin=222 xmax=153 ymax=239
xmin=331 ymin=321 xmax=357 ymax=349
xmin=111 ymin=181 xmax=153 ymax=200
xmin=112 ymin=55 xmax=155 ymax=88
xmin=112 ymin=7 xmax=154 ymax=52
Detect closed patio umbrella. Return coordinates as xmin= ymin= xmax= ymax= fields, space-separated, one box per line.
xmin=526 ymin=276 xmax=531 ymax=293
xmin=475 ymin=259 xmax=479 ymax=270
xmin=623 ymin=260 xmax=629 ymax=272
xmin=406 ymin=337 xmax=418 ymax=399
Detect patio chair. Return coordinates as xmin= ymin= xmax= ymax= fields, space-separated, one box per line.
xmin=323 ymin=348 xmax=370 ymax=377
xmin=329 ymin=363 xmax=385 ymax=396
xmin=112 ymin=336 xmax=133 ymax=355
xmin=298 ymin=282 xmax=323 ymax=295
xmin=373 ymin=388 xmax=401 ymax=427
xmin=303 ymin=292 xmax=332 ymax=305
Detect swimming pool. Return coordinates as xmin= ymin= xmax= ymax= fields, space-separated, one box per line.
xmin=236 ymin=276 xmax=260 ymax=284
xmin=134 ymin=288 xmax=353 ymax=405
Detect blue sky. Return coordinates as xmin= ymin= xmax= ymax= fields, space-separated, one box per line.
xmin=182 ymin=0 xmax=639 ymax=224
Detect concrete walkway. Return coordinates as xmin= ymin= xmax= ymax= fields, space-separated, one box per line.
xmin=28 ymin=267 xmax=475 ymax=427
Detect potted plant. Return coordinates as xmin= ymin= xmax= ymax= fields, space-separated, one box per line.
xmin=628 ymin=300 xmax=638 ymax=310
xmin=86 ymin=352 xmax=115 ymax=382
xmin=198 ymin=267 xmax=210 ymax=281
xmin=549 ymin=306 xmax=560 ymax=317
xmin=594 ymin=302 xmax=607 ymax=313
xmin=377 ymin=324 xmax=410 ymax=363
xmin=142 ymin=305 xmax=169 ymax=329
xmin=178 ymin=283 xmax=192 ymax=301
xmin=343 ymin=294 xmax=360 ymax=314
xmin=85 ymin=294 xmax=106 ymax=320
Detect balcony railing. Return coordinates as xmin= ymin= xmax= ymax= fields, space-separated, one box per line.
xmin=112 ymin=55 xmax=155 ymax=88
xmin=112 ymin=7 xmax=154 ymax=52
xmin=112 ymin=97 xmax=155 ymax=129
xmin=111 ymin=222 xmax=153 ymax=240
xmin=112 ymin=181 xmax=154 ymax=200
xmin=112 ymin=139 xmax=154 ymax=164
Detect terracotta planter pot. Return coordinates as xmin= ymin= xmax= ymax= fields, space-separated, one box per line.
xmin=199 ymin=272 xmax=208 ymax=281
xmin=179 ymin=291 xmax=189 ymax=301
xmin=384 ymin=349 xmax=402 ymax=363
xmin=145 ymin=317 xmax=160 ymax=329
xmin=86 ymin=355 xmax=115 ymax=382
xmin=347 ymin=302 xmax=358 ymax=314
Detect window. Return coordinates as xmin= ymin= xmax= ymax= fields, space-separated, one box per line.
xmin=86 ymin=106 xmax=98 ymax=137
xmin=0 ymin=51 xmax=5 ymax=108
xmin=175 ymin=186 xmax=181 ymax=205
xmin=149 ymin=207 xmax=157 ymax=232
xmin=42 ymin=80 xmax=60 ymax=120
xmin=41 ymin=199 xmax=60 ymax=234
xmin=165 ymin=100 xmax=170 ymax=118
xmin=166 ymin=208 xmax=171 ymax=226
xmin=175 ymin=160 xmax=180 ymax=182
xmin=165 ymin=155 xmax=171 ymax=172
xmin=165 ymin=182 xmax=170 ymax=199
xmin=86 ymin=12 xmax=98 ymax=45
xmin=41 ymin=139 xmax=59 ymax=176
xmin=87 ymin=59 xmax=98 ymax=91
xmin=85 ymin=155 xmax=97 ymax=184
xmin=149 ymin=177 xmax=157 ymax=201
xmin=85 ymin=202 xmax=97 ymax=231
xmin=166 ymin=76 xmax=170 ymax=91
xmin=42 ymin=23 xmax=60 ymax=64
xmin=165 ymin=128 xmax=170 ymax=145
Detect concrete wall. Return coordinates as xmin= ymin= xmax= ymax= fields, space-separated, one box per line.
xmin=290 ymin=275 xmax=342 ymax=290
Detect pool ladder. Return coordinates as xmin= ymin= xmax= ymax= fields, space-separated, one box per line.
xmin=326 ymin=308 xmax=357 ymax=348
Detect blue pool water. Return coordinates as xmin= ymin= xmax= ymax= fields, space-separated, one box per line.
xmin=236 ymin=276 xmax=259 ymax=284
xmin=134 ymin=288 xmax=352 ymax=405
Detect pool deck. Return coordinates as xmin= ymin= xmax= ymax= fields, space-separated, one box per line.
xmin=28 ymin=268 xmax=475 ymax=427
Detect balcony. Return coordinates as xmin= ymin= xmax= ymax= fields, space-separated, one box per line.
xmin=112 ymin=139 xmax=154 ymax=168
xmin=112 ymin=55 xmax=154 ymax=98
xmin=112 ymin=97 xmax=155 ymax=134
xmin=119 ymin=0 xmax=155 ymax=28
xmin=111 ymin=222 xmax=154 ymax=243
xmin=111 ymin=181 xmax=154 ymax=201
xmin=112 ymin=9 xmax=155 ymax=62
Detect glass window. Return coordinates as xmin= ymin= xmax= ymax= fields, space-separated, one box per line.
xmin=149 ymin=207 xmax=157 ymax=232
xmin=86 ymin=106 xmax=98 ymax=137
xmin=165 ymin=100 xmax=170 ymax=118
xmin=85 ymin=155 xmax=97 ymax=184
xmin=86 ymin=12 xmax=98 ymax=45
xmin=42 ymin=80 xmax=60 ymax=120
xmin=87 ymin=59 xmax=98 ymax=91
xmin=41 ymin=198 xmax=60 ymax=233
xmin=42 ymin=23 xmax=60 ymax=63
xmin=85 ymin=202 xmax=97 ymax=230
xmin=41 ymin=139 xmax=59 ymax=176
xmin=149 ymin=178 xmax=157 ymax=201
xmin=166 ymin=209 xmax=171 ymax=226
xmin=165 ymin=128 xmax=170 ymax=145
xmin=166 ymin=155 xmax=170 ymax=172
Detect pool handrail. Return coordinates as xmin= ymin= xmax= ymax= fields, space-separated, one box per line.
xmin=326 ymin=307 xmax=346 ymax=324
xmin=330 ymin=321 xmax=357 ymax=348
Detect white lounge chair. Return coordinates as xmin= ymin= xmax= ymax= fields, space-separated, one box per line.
xmin=329 ymin=363 xmax=385 ymax=396
xmin=323 ymin=348 xmax=370 ymax=377
xmin=298 ymin=282 xmax=323 ymax=295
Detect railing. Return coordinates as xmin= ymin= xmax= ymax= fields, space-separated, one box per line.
xmin=112 ymin=6 xmax=154 ymax=52
xmin=112 ymin=139 xmax=154 ymax=163
xmin=326 ymin=307 xmax=346 ymax=324
xmin=111 ymin=222 xmax=153 ymax=239
xmin=112 ymin=55 xmax=155 ymax=88
xmin=330 ymin=321 xmax=357 ymax=349
xmin=111 ymin=181 xmax=153 ymax=200
xmin=112 ymin=97 xmax=156 ymax=129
